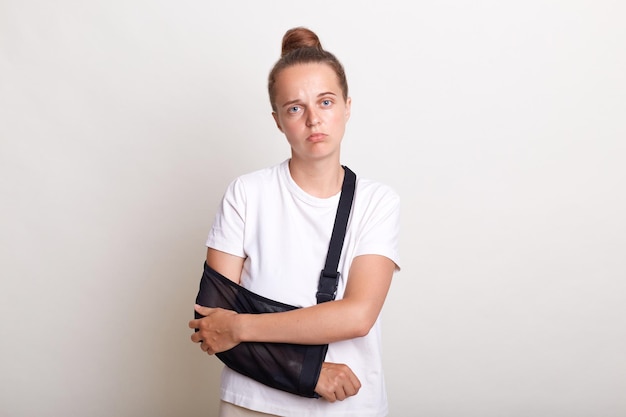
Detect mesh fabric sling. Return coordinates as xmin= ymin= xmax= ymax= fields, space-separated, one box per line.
xmin=194 ymin=166 xmax=356 ymax=398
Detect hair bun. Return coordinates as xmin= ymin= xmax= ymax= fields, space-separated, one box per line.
xmin=281 ymin=27 xmax=322 ymax=57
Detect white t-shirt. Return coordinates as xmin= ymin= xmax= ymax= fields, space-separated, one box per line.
xmin=206 ymin=159 xmax=401 ymax=417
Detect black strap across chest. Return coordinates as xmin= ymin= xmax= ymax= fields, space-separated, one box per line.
xmin=316 ymin=166 xmax=356 ymax=304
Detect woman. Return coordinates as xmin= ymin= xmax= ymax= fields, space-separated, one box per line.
xmin=189 ymin=27 xmax=401 ymax=417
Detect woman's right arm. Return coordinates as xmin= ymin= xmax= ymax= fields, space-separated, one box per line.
xmin=199 ymin=247 xmax=362 ymax=401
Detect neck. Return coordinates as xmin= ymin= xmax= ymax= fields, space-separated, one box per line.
xmin=288 ymin=158 xmax=345 ymax=198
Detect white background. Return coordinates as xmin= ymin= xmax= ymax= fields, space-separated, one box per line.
xmin=1 ymin=1 xmax=625 ymax=416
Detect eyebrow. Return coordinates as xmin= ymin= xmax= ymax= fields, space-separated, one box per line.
xmin=280 ymin=91 xmax=338 ymax=109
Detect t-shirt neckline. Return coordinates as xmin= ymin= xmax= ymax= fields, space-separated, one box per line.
xmin=280 ymin=159 xmax=341 ymax=208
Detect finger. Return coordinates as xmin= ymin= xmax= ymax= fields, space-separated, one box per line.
xmin=348 ymin=373 xmax=362 ymax=394
xmin=337 ymin=364 xmax=361 ymax=394
xmin=314 ymin=384 xmax=330 ymax=402
xmin=200 ymin=341 xmax=215 ymax=355
xmin=343 ymin=382 xmax=358 ymax=398
xmin=190 ymin=332 xmax=202 ymax=343
xmin=194 ymin=304 xmax=214 ymax=316
xmin=335 ymin=387 xmax=347 ymax=401
xmin=318 ymin=391 xmax=336 ymax=403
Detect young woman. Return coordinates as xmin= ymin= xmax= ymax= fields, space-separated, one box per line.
xmin=189 ymin=27 xmax=401 ymax=417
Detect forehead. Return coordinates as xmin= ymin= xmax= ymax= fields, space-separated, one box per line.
xmin=274 ymin=63 xmax=342 ymax=98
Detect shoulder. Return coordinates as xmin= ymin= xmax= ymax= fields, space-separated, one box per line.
xmin=354 ymin=175 xmax=400 ymax=207
xmin=223 ymin=160 xmax=287 ymax=201
xmin=348 ymin=171 xmax=401 ymax=226
xmin=232 ymin=160 xmax=286 ymax=187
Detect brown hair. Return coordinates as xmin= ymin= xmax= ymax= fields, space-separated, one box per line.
xmin=268 ymin=27 xmax=349 ymax=111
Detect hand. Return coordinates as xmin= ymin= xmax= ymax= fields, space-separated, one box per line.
xmin=189 ymin=304 xmax=240 ymax=354
xmin=314 ymin=362 xmax=361 ymax=402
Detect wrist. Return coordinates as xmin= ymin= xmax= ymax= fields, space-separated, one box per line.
xmin=233 ymin=313 xmax=249 ymax=343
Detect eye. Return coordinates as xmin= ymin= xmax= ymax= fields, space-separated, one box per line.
xmin=288 ymin=105 xmax=301 ymax=114
xmin=321 ymin=99 xmax=332 ymax=107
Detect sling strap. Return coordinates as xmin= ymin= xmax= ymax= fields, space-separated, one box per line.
xmin=316 ymin=166 xmax=356 ymax=304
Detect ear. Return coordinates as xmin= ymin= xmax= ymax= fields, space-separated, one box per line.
xmin=272 ymin=112 xmax=284 ymax=132
xmin=345 ymin=97 xmax=352 ymax=121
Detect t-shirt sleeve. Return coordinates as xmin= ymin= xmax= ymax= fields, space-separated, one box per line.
xmin=206 ymin=177 xmax=247 ymax=258
xmin=353 ymin=186 xmax=401 ymax=271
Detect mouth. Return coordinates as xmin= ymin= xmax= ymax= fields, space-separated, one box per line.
xmin=307 ymin=133 xmax=327 ymax=143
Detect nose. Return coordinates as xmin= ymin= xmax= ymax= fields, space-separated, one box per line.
xmin=305 ymin=109 xmax=320 ymax=127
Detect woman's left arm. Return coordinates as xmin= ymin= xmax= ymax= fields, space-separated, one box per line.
xmin=189 ymin=253 xmax=395 ymax=354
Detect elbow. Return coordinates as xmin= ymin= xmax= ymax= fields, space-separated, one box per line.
xmin=352 ymin=324 xmax=371 ymax=338
xmin=349 ymin=312 xmax=377 ymax=338
xmin=333 ymin=300 xmax=380 ymax=339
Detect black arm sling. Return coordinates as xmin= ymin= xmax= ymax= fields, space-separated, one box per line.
xmin=194 ymin=166 xmax=356 ymax=398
